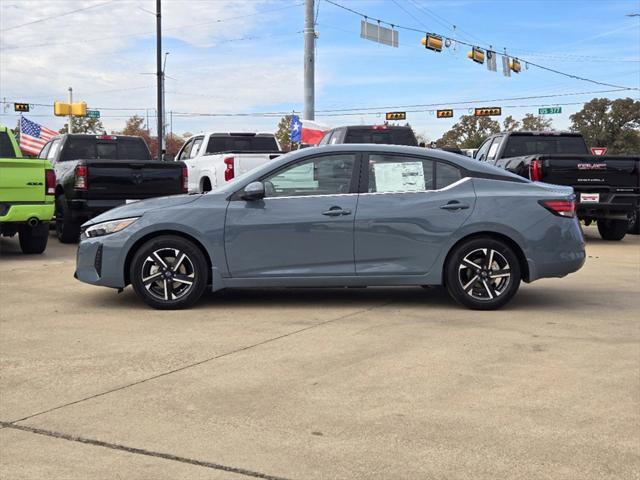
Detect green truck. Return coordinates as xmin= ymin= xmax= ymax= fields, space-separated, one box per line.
xmin=0 ymin=125 xmax=55 ymax=253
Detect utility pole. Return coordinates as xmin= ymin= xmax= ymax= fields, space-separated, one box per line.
xmin=303 ymin=0 xmax=315 ymax=120
xmin=156 ymin=0 xmax=164 ymax=160
xmin=68 ymin=87 xmax=73 ymax=134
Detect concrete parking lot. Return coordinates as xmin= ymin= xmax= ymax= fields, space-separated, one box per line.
xmin=1 ymin=226 xmax=638 ymax=480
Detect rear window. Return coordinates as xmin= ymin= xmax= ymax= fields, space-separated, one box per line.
xmin=61 ymin=137 xmax=151 ymax=161
xmin=503 ymin=135 xmax=588 ymax=157
xmin=0 ymin=131 xmax=17 ymax=158
xmin=343 ymin=128 xmax=418 ymax=146
xmin=206 ymin=135 xmax=279 ymax=154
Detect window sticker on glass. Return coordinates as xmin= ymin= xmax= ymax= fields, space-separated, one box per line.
xmin=373 ymin=161 xmax=424 ymax=192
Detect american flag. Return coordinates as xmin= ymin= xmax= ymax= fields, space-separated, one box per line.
xmin=19 ymin=116 xmax=57 ymax=155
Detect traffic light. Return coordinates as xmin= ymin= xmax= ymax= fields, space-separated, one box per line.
xmin=467 ymin=47 xmax=485 ymax=64
xmin=54 ymin=101 xmax=71 ymax=116
xmin=509 ymin=59 xmax=522 ymax=73
xmin=385 ymin=111 xmax=406 ymax=121
xmin=421 ymin=34 xmax=443 ymax=52
xmin=71 ymin=102 xmax=87 ymax=116
xmin=14 ymin=103 xmax=29 ymax=112
xmin=474 ymin=107 xmax=502 ymax=117
xmin=436 ymin=109 xmax=454 ymax=118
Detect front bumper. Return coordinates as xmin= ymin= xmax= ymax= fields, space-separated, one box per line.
xmin=75 ymin=231 xmax=129 ymax=289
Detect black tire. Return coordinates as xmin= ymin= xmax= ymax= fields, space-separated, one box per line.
xmin=201 ymin=177 xmax=212 ymax=193
xmin=130 ymin=235 xmax=208 ymax=310
xmin=445 ymin=237 xmax=521 ymax=310
xmin=55 ymin=196 xmax=80 ymax=243
xmin=597 ymin=218 xmax=627 ymax=241
xmin=628 ymin=210 xmax=640 ymax=235
xmin=18 ymin=223 xmax=49 ymax=254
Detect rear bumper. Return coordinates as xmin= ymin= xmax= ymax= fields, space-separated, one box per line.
xmin=69 ymin=199 xmax=127 ymax=221
xmin=576 ymin=193 xmax=639 ymax=220
xmin=0 ymin=202 xmax=54 ymax=223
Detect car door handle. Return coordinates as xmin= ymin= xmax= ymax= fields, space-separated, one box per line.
xmin=440 ymin=201 xmax=470 ymax=211
xmin=322 ymin=207 xmax=351 ymax=216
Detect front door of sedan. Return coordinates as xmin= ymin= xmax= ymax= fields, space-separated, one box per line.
xmin=224 ymin=153 xmax=359 ymax=278
xmin=354 ymin=153 xmax=476 ymax=275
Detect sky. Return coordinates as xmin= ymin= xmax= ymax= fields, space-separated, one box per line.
xmin=1 ymin=0 xmax=639 ymax=142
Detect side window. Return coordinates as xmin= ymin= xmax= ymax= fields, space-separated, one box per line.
xmin=435 ymin=162 xmax=462 ymax=189
xmin=177 ymin=139 xmax=193 ymax=161
xmin=318 ymin=131 xmax=332 ymax=146
xmin=263 ymin=154 xmax=356 ymax=198
xmin=487 ymin=136 xmax=503 ymax=161
xmin=368 ymin=154 xmax=434 ymax=193
xmin=39 ymin=142 xmax=52 ymax=159
xmin=47 ymin=139 xmax=61 ymax=162
xmin=189 ymin=137 xmax=203 ymax=158
xmin=475 ymin=138 xmax=494 ymax=162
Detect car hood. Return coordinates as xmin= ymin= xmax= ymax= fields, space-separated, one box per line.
xmin=82 ymin=194 xmax=203 ymax=227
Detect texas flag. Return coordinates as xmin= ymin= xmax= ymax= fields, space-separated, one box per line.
xmin=290 ymin=115 xmax=328 ymax=145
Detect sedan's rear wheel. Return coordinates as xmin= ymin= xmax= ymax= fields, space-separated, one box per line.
xmin=130 ymin=235 xmax=208 ymax=309
xmin=445 ymin=238 xmax=521 ymax=310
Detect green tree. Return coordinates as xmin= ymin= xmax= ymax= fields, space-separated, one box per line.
xmin=503 ymin=115 xmax=520 ymax=132
xmin=570 ymin=97 xmax=640 ymax=154
xmin=436 ymin=115 xmax=500 ymax=149
xmin=275 ymin=115 xmax=297 ymax=152
xmin=521 ymin=113 xmax=553 ymax=131
xmin=59 ymin=116 xmax=105 ymax=134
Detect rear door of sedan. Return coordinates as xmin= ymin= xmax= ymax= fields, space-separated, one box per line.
xmin=224 ymin=152 xmax=360 ymax=277
xmin=354 ymin=152 xmax=476 ymax=275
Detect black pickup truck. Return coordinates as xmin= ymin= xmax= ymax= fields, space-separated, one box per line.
xmin=477 ymin=131 xmax=640 ymax=241
xmin=38 ymin=134 xmax=187 ymax=243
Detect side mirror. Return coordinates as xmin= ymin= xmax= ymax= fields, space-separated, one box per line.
xmin=242 ymin=181 xmax=265 ymax=201
xmin=418 ymin=142 xmax=426 ymax=148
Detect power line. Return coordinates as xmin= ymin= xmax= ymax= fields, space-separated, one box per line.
xmin=323 ymin=0 xmax=640 ymax=91
xmin=0 ymin=1 xmax=116 ymax=32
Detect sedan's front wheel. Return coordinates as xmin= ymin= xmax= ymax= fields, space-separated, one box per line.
xmin=445 ymin=238 xmax=521 ymax=310
xmin=130 ymin=235 xmax=208 ymax=309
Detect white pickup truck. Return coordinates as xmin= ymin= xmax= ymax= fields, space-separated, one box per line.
xmin=177 ymin=132 xmax=282 ymax=193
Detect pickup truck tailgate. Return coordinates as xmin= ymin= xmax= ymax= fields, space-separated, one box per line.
xmin=541 ymin=155 xmax=639 ymax=188
xmin=84 ymin=160 xmax=184 ymax=200
xmin=0 ymin=158 xmax=48 ymax=203
xmin=235 ymin=153 xmax=281 ymax=176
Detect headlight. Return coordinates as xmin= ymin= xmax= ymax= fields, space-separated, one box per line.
xmin=84 ymin=217 xmax=139 ymax=238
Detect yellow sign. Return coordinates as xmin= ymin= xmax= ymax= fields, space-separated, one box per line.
xmin=474 ymin=107 xmax=502 ymax=117
xmin=14 ymin=103 xmax=29 ymax=112
xmin=385 ymin=111 xmax=406 ymax=121
xmin=436 ymin=109 xmax=454 ymax=118
xmin=54 ymin=101 xmax=87 ymax=117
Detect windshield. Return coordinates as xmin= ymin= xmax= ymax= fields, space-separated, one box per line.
xmin=61 ymin=137 xmax=151 ymax=161
xmin=503 ymin=135 xmax=588 ymax=157
xmin=206 ymin=135 xmax=279 ymax=154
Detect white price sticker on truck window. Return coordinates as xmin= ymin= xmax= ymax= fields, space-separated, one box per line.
xmin=580 ymin=193 xmax=599 ymax=203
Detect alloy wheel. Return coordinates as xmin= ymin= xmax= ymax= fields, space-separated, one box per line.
xmin=457 ymin=248 xmax=511 ymax=301
xmin=141 ymin=248 xmax=196 ymax=301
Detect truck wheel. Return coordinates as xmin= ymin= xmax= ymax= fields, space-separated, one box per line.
xmin=130 ymin=235 xmax=208 ymax=310
xmin=201 ymin=177 xmax=212 ymax=193
xmin=628 ymin=210 xmax=640 ymax=235
xmin=597 ymin=219 xmax=628 ymax=241
xmin=445 ymin=237 xmax=521 ymax=310
xmin=19 ymin=222 xmax=49 ymax=254
xmin=55 ymin=196 xmax=80 ymax=243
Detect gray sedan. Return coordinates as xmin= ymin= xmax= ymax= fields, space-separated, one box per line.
xmin=75 ymin=145 xmax=585 ymax=310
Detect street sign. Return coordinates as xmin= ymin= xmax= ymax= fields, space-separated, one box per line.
xmin=539 ymin=107 xmax=562 ymax=115
xmin=14 ymin=103 xmax=29 ymax=112
xmin=361 ymin=19 xmax=398 ymax=48
xmin=474 ymin=107 xmax=501 ymax=117
xmin=591 ymin=147 xmax=607 ymax=156
xmin=87 ymin=110 xmax=100 ymax=119
xmin=385 ymin=111 xmax=406 ymax=121
xmin=436 ymin=109 xmax=454 ymax=118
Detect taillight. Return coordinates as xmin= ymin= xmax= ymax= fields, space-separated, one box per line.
xmin=181 ymin=165 xmax=188 ymax=193
xmin=539 ymin=199 xmax=575 ymax=218
xmin=45 ymin=169 xmax=56 ymax=195
xmin=224 ymin=156 xmax=235 ymax=181
xmin=529 ymin=159 xmax=542 ymax=181
xmin=74 ymin=165 xmax=88 ymax=190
